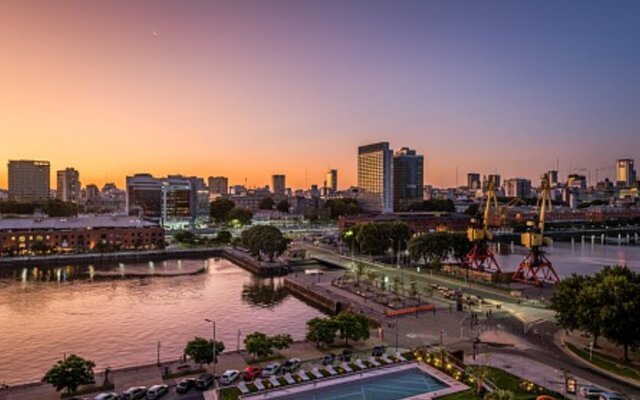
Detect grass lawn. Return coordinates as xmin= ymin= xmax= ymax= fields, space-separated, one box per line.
xmin=441 ymin=367 xmax=560 ymax=400
xmin=567 ymin=342 xmax=640 ymax=381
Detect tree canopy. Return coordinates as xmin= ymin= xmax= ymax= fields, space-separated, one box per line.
xmin=241 ymin=225 xmax=289 ymax=261
xmin=259 ymin=197 xmax=275 ymax=210
xmin=276 ymin=200 xmax=291 ymax=213
xmin=305 ymin=312 xmax=370 ymax=348
xmin=42 ymin=354 xmax=95 ymax=395
xmin=209 ymin=198 xmax=236 ymax=223
xmin=244 ymin=331 xmax=293 ymax=359
xmin=324 ymin=199 xmax=361 ymax=219
xmin=342 ymin=222 xmax=412 ymax=256
xmin=183 ymin=336 xmax=225 ymax=365
xmin=550 ymin=266 xmax=640 ymax=361
xmin=226 ymin=207 xmax=253 ymax=226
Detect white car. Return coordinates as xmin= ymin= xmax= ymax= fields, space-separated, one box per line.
xmin=121 ymin=387 xmax=147 ymax=400
xmin=220 ymin=369 xmax=240 ymax=385
xmin=94 ymin=394 xmax=120 ymax=400
xmin=261 ymin=363 xmax=281 ymax=378
xmin=146 ymin=384 xmax=168 ymax=399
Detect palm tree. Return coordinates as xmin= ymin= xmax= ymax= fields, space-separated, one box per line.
xmin=365 ymin=271 xmax=379 ymax=290
xmin=484 ymin=389 xmax=514 ymax=400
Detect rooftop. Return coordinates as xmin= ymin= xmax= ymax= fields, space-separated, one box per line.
xmin=0 ymin=215 xmax=160 ymax=231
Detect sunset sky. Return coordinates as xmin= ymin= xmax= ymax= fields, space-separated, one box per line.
xmin=1 ymin=0 xmax=639 ymax=190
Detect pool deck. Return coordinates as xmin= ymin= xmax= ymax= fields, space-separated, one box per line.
xmin=240 ymin=361 xmax=468 ymax=400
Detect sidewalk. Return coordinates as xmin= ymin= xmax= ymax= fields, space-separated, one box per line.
xmin=556 ymin=331 xmax=640 ymax=389
xmin=466 ymin=352 xmax=602 ymax=399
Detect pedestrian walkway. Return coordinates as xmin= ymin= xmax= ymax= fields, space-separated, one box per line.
xmin=466 ymin=352 xmax=601 ymax=399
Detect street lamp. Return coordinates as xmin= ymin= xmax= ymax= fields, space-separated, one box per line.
xmin=204 ymin=319 xmax=217 ymax=384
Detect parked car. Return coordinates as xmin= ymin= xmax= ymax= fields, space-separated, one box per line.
xmin=243 ymin=366 xmax=263 ymax=381
xmin=95 ymin=394 xmax=120 ymax=400
xmin=195 ymin=373 xmax=215 ymax=390
xmin=146 ymin=385 xmax=168 ymax=399
xmin=338 ymin=349 xmax=353 ymax=362
xmin=176 ymin=378 xmax=196 ymax=394
xmin=121 ymin=387 xmax=147 ymax=400
xmin=261 ymin=363 xmax=281 ymax=378
xmin=282 ymin=358 xmax=301 ymax=372
xmin=220 ymin=369 xmax=240 ymax=385
xmin=580 ymin=385 xmax=605 ymax=399
xmin=322 ymin=353 xmax=336 ymax=365
xmin=599 ymin=393 xmax=628 ymax=400
xmin=372 ymin=346 xmax=386 ymax=357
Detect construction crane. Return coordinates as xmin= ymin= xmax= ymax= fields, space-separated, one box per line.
xmin=511 ymin=174 xmax=560 ymax=286
xmin=463 ymin=180 xmax=501 ymax=272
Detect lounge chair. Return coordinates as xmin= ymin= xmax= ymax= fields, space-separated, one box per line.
xmin=381 ymin=354 xmax=395 ymax=364
xmin=268 ymin=376 xmax=280 ymax=387
xmin=283 ymin=373 xmax=296 ymax=385
xmin=326 ymin=365 xmax=338 ymax=375
xmin=253 ymin=379 xmax=266 ymax=390
xmin=297 ymin=371 xmax=311 ymax=381
xmin=311 ymin=367 xmax=324 ymax=379
xmin=341 ymin=362 xmax=353 ymax=372
xmin=369 ymin=356 xmax=381 ymax=366
xmin=238 ymin=382 xmax=250 ymax=395
xmin=355 ymin=359 xmax=368 ymax=370
xmin=394 ymin=352 xmax=407 ymax=361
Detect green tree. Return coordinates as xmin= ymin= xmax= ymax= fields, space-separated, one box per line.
xmin=276 ymin=200 xmax=291 ymax=213
xmin=365 ymin=270 xmax=379 ymax=289
xmin=409 ymin=279 xmax=418 ymax=298
xmin=304 ymin=206 xmax=320 ymax=222
xmin=270 ymin=334 xmax=293 ymax=351
xmin=209 ymin=198 xmax=236 ymax=223
xmin=599 ymin=274 xmax=640 ymax=361
xmin=324 ymin=199 xmax=361 ymax=219
xmin=244 ymin=332 xmax=273 ymax=358
xmin=449 ymin=233 xmax=473 ymax=264
xmin=241 ymin=225 xmax=289 ymax=261
xmin=216 ymin=230 xmax=232 ymax=243
xmin=42 ymin=354 xmax=95 ymax=395
xmin=576 ymin=280 xmax=605 ymax=347
xmin=306 ymin=317 xmax=337 ymax=348
xmin=226 ymin=207 xmax=253 ymax=226
xmin=392 ymin=276 xmax=401 ymax=296
xmin=408 ymin=233 xmax=451 ymax=266
xmin=259 ymin=197 xmax=275 ymax=210
xmin=387 ymin=222 xmax=412 ymax=254
xmin=244 ymin=332 xmax=292 ymax=359
xmin=550 ymin=274 xmax=586 ymax=333
xmin=334 ymin=312 xmax=370 ymax=346
xmin=183 ymin=337 xmax=225 ymax=366
xmin=356 ymin=223 xmax=391 ymax=256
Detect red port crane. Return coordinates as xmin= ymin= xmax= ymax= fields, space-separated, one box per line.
xmin=463 ymin=179 xmax=501 ymax=272
xmin=511 ymin=174 xmax=560 ymax=286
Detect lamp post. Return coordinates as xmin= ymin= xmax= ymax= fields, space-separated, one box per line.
xmin=204 ymin=319 xmax=217 ymax=385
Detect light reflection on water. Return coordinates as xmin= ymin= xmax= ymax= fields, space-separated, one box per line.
xmin=0 ymin=258 xmax=325 ymax=384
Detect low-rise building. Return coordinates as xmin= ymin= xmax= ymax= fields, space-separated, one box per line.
xmin=0 ymin=215 xmax=164 ymax=256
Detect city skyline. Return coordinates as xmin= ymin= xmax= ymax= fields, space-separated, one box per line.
xmin=2 ymin=0 xmax=640 ymax=189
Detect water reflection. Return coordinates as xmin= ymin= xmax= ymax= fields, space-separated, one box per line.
xmin=0 ymin=258 xmax=325 ymax=384
xmin=242 ymin=277 xmax=289 ymax=308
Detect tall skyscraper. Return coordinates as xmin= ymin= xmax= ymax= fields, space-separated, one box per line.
xmin=483 ymin=174 xmax=501 ymax=191
xmin=8 ymin=160 xmax=50 ymax=202
xmin=616 ymin=159 xmax=636 ymax=187
xmin=358 ymin=142 xmax=393 ymax=213
xmin=393 ymin=147 xmax=424 ymax=211
xmin=467 ymin=173 xmax=481 ymax=190
xmin=272 ymin=174 xmax=286 ymax=196
xmin=56 ymin=168 xmax=81 ymax=203
xmin=325 ymin=169 xmax=338 ymax=193
xmin=547 ymin=170 xmax=559 ymax=186
xmin=208 ymin=176 xmax=229 ymax=196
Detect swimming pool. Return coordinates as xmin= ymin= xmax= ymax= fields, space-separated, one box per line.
xmin=274 ymin=367 xmax=448 ymax=400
